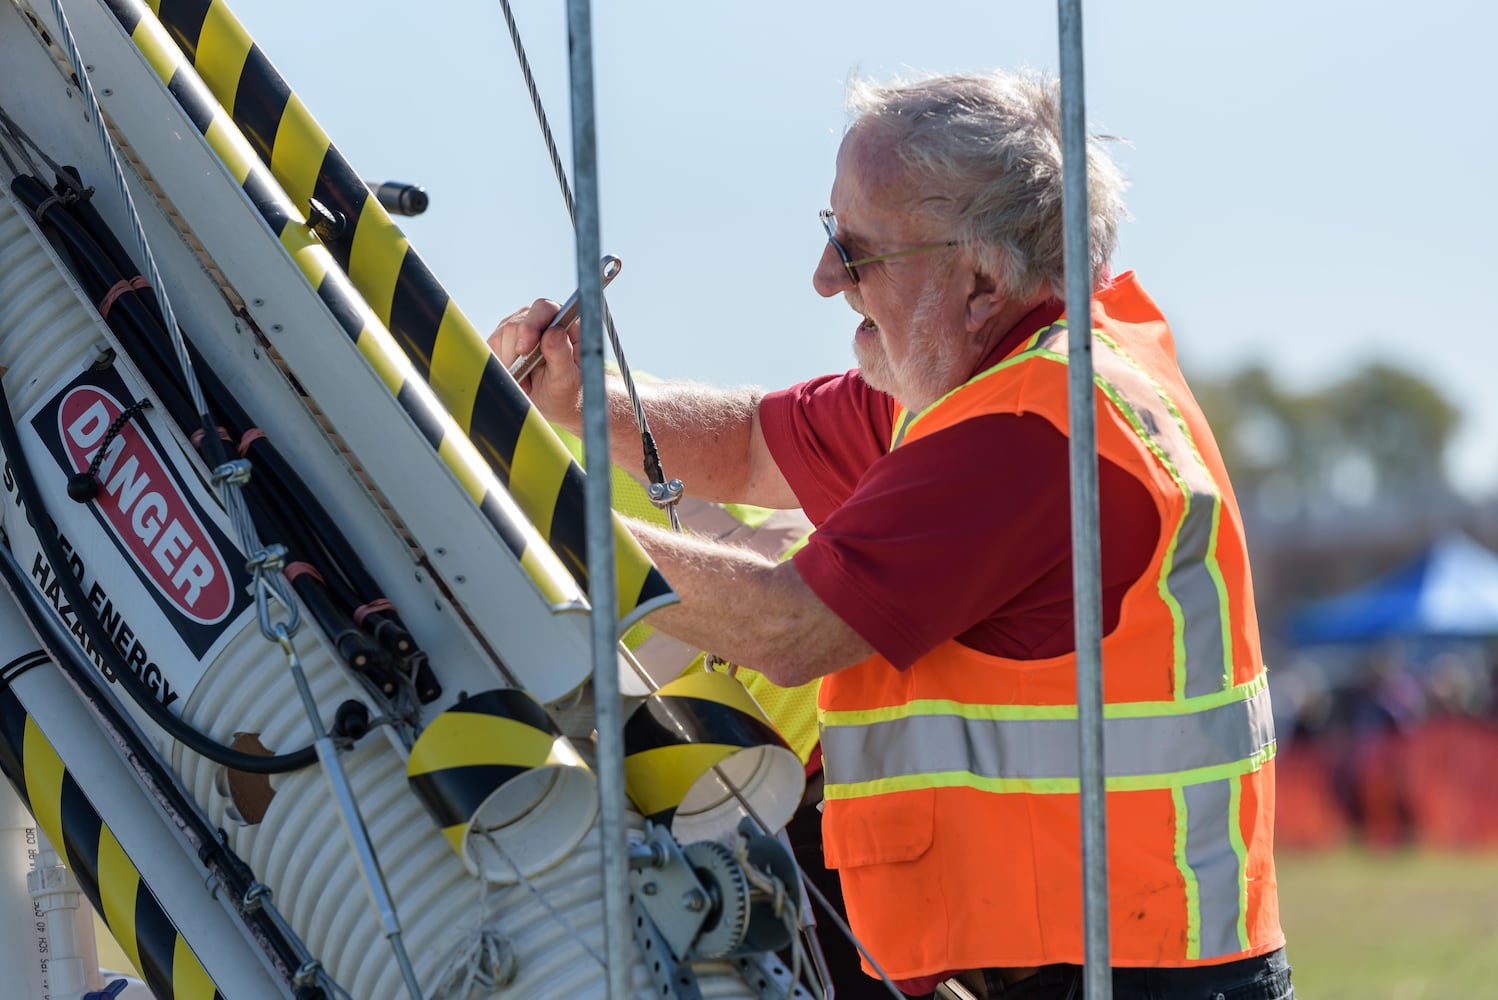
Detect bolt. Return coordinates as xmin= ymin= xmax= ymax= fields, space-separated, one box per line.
xmin=641 ymin=882 xmax=657 ymax=896
xmin=683 ymin=888 xmax=707 ymax=912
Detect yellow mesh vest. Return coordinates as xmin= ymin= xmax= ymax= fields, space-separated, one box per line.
xmin=553 ymin=427 xmax=821 ymax=764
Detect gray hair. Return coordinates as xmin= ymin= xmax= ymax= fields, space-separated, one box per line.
xmin=846 ymin=70 xmax=1127 ymax=299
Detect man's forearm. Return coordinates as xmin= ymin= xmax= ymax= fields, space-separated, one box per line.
xmin=577 ymin=379 xmax=794 ymax=508
xmin=627 ymin=518 xmax=872 ymax=687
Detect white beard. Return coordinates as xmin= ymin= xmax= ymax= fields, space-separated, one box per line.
xmin=855 ymin=275 xmax=968 ymax=412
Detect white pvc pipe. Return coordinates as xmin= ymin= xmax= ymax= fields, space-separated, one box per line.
xmin=0 ymin=780 xmax=49 ymax=997
xmin=29 ymin=835 xmax=106 ymax=998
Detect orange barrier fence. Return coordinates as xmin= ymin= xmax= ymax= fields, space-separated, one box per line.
xmin=1274 ymin=716 xmax=1498 ymax=850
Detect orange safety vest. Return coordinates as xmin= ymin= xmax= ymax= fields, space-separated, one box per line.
xmin=818 ymin=273 xmax=1282 ymax=979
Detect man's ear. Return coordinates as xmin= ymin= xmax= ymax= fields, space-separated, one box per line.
xmin=965 ymin=269 xmax=1007 ymax=333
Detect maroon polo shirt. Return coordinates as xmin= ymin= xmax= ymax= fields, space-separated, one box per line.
xmin=760 ymin=301 xmax=1159 ymax=670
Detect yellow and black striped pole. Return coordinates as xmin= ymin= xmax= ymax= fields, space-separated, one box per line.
xmin=105 ymin=0 xmax=673 ymax=628
xmin=0 ymin=683 xmax=224 ymax=1000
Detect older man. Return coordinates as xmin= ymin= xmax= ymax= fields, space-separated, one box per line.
xmin=492 ymin=70 xmax=1291 ymax=1000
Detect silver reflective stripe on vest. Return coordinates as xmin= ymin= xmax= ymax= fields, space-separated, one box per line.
xmin=1182 ymin=779 xmax=1250 ymax=958
xmin=821 ymin=683 xmax=1274 ymax=789
xmin=1031 ymin=321 xmax=1232 ymax=698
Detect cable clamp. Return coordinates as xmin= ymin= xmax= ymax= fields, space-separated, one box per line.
xmin=647 ymin=478 xmax=685 ymax=509
xmin=243 ymin=882 xmax=272 ymax=911
xmin=212 ymin=457 xmax=253 ymax=487
xmin=292 ymin=960 xmax=325 ymax=987
xmin=246 ymin=543 xmax=288 ymax=577
xmin=248 ymin=546 xmax=301 ymax=639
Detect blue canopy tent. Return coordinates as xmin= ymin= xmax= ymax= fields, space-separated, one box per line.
xmin=1290 ymin=532 xmax=1498 ymax=646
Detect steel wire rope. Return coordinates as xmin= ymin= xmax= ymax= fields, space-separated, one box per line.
xmin=7 ymin=84 xmax=435 ymax=699
xmin=495 ymin=7 xmax=897 ymax=994
xmin=41 ymin=0 xmax=301 ymax=645
xmin=39 ymin=10 xmax=426 ymax=991
xmin=496 ymin=0 xmax=681 ymax=531
xmin=9 ymin=171 xmax=424 ymax=713
xmin=0 ymin=105 xmax=87 ymax=198
xmin=0 ymin=370 xmax=317 ymax=774
xmin=62 ymin=180 xmax=407 ymax=671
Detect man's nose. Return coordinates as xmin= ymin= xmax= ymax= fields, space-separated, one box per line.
xmin=813 ymin=242 xmax=852 ymax=298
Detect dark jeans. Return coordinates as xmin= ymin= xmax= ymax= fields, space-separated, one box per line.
xmin=942 ymin=947 xmax=1294 ymax=1000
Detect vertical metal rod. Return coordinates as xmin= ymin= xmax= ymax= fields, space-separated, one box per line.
xmin=564 ymin=2 xmax=631 ymax=998
xmin=1057 ymin=2 xmax=1112 ymax=998
xmin=282 ymin=628 xmax=424 ymax=999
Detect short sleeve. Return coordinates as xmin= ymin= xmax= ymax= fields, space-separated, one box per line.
xmin=759 ymin=371 xmax=896 ymax=524
xmin=790 ymin=412 xmax=1159 ymax=668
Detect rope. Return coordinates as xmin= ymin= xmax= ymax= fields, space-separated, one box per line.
xmin=478 ymin=828 xmax=607 ymax=971
xmin=431 ymin=873 xmax=519 ymax=1000
xmin=496 ymin=0 xmax=680 ymax=529
xmin=495 ymin=10 xmax=889 ymax=996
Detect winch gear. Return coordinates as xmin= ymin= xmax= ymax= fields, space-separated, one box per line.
xmin=682 ymin=841 xmax=751 ymax=960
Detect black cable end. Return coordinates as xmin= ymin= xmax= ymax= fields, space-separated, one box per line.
xmin=333 ymin=700 xmax=371 ymax=741
xmin=67 ymin=472 xmax=99 ymax=502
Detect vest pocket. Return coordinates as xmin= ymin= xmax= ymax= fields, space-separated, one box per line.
xmin=822 ymin=787 xmax=936 ymax=868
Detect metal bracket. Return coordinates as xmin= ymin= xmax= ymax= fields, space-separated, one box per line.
xmin=731 ymin=951 xmax=815 ymax=1000
xmin=627 ymin=825 xmax=712 ymax=959
xmin=629 ymin=891 xmax=704 ymax=1000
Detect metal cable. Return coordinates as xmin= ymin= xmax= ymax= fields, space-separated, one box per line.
xmin=496 ymin=0 xmax=680 ymax=530
xmin=42 ymin=7 xmax=420 ymax=992
xmin=0 ymin=104 xmax=84 ymax=193
xmin=493 ymin=8 xmax=907 ymax=994
xmin=40 ymin=2 xmax=302 ymax=634
xmin=45 ymin=1 xmax=206 ymax=424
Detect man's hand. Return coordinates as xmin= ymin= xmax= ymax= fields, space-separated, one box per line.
xmin=488 ymin=299 xmax=583 ymax=430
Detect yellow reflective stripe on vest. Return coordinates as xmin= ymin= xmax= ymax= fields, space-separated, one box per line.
xmin=821 ymin=678 xmax=1273 ymax=795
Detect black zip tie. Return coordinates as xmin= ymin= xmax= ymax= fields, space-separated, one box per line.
xmin=68 ymin=397 xmax=152 ymax=501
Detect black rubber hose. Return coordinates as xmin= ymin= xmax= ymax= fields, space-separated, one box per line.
xmin=54 ymin=174 xmax=423 ymax=649
xmin=19 ymin=176 xmax=415 ymax=673
xmin=0 ymin=373 xmax=317 ymax=773
xmin=12 ymin=177 xmax=384 ymax=687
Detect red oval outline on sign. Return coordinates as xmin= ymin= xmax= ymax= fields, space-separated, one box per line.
xmin=57 ymin=386 xmax=235 ymax=625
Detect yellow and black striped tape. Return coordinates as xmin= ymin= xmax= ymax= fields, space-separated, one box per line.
xmin=407 ymin=688 xmax=596 ymax=881
xmin=107 ymin=0 xmax=673 ymax=628
xmin=99 ymin=0 xmax=580 ymax=614
xmin=622 ymin=670 xmax=801 ymax=833
xmin=0 ymin=678 xmax=224 ymax=1000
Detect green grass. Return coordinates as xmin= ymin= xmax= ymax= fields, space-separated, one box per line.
xmin=1277 ymin=848 xmax=1498 ymax=999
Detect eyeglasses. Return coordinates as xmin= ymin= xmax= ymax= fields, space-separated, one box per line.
xmin=820 ymin=209 xmax=958 ymax=285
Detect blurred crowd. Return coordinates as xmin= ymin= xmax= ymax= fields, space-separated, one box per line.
xmin=1270 ymin=642 xmax=1498 ymax=850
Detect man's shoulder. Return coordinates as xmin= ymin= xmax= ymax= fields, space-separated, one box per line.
xmin=766 ymin=368 xmax=897 ymax=437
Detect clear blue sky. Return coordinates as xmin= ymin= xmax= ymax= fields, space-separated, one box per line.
xmin=227 ymin=0 xmax=1498 ymax=497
